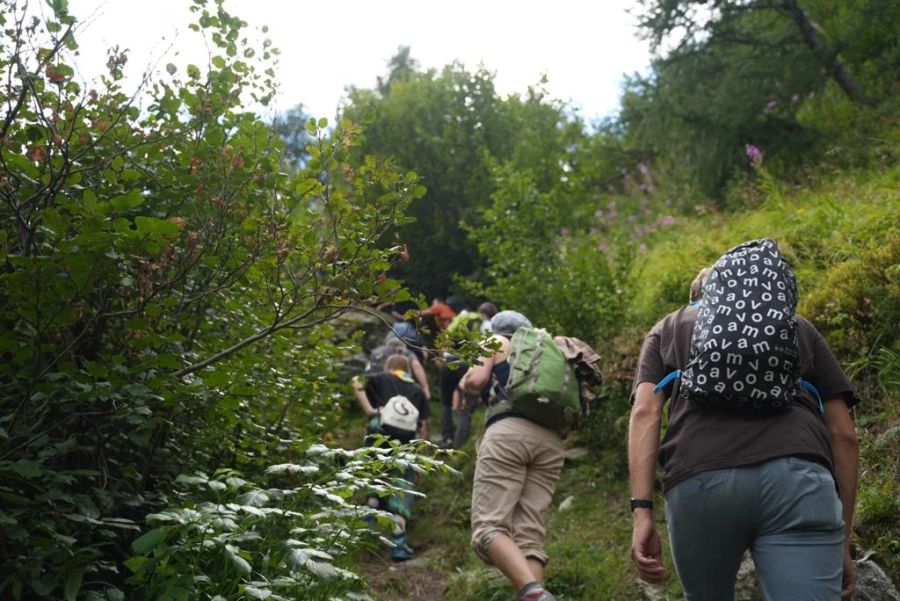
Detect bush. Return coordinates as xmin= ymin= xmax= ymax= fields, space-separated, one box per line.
xmin=127 ymin=442 xmax=456 ymax=601
xmin=0 ymin=1 xmax=421 ymax=597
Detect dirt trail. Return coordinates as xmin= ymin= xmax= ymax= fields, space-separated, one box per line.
xmin=360 ymin=546 xmax=451 ymax=601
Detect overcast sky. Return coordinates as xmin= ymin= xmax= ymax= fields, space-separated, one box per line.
xmin=66 ymin=0 xmax=651 ymax=122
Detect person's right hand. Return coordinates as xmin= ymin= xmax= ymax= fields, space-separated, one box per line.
xmin=841 ymin=549 xmax=856 ymax=600
xmin=631 ymin=513 xmax=667 ymax=584
xmin=453 ymin=388 xmax=468 ymax=411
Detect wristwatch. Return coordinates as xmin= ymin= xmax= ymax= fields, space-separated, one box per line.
xmin=630 ymin=498 xmax=654 ymax=511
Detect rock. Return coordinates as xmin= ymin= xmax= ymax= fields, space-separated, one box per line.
xmin=563 ymin=447 xmax=590 ymax=462
xmin=558 ymin=495 xmax=575 ymax=512
xmin=735 ymin=553 xmax=762 ymax=601
xmin=855 ymin=558 xmax=900 ymax=601
xmin=330 ymin=308 xmax=393 ymax=353
xmin=637 ymin=554 xmax=760 ymax=600
xmin=729 ymin=550 xmax=900 ymax=601
xmin=638 ymin=580 xmax=666 ymax=601
xmin=331 ymin=309 xmax=396 ymax=380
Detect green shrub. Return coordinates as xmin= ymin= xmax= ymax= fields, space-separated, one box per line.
xmin=127 ymin=442 xmax=456 ymax=601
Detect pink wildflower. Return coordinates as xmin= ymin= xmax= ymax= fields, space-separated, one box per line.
xmin=745 ymin=144 xmax=763 ymax=168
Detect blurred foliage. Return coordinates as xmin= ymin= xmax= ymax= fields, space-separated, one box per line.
xmin=460 ymin=162 xmax=630 ymax=343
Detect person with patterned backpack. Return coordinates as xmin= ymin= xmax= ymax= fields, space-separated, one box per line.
xmin=628 ymin=239 xmax=860 ymax=601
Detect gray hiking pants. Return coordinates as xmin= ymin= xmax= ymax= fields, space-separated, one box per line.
xmin=665 ymin=457 xmax=844 ymax=601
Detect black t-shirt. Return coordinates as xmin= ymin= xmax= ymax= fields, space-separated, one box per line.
xmin=365 ymin=372 xmax=430 ymax=422
xmin=633 ymin=305 xmax=859 ymax=493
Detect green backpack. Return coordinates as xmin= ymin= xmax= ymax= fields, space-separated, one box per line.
xmin=496 ymin=327 xmax=581 ymax=432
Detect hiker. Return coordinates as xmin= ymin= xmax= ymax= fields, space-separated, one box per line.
xmin=460 ymin=310 xmax=563 ymax=601
xmin=419 ymin=301 xmax=465 ymax=447
xmin=445 ymin=294 xmax=467 ymax=316
xmin=446 ymin=302 xmax=501 ymax=448
xmin=391 ymin=319 xmax=427 ymax=364
xmin=478 ymin=301 xmax=498 ymax=334
xmin=376 ymin=300 xmax=428 ymax=363
xmin=441 ymin=308 xmax=486 ymax=448
xmin=364 ymin=333 xmax=430 ymax=400
xmin=352 ymin=354 xmax=430 ymax=561
xmin=628 ymin=240 xmax=860 ymax=601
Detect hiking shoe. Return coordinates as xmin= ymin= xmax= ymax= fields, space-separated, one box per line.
xmin=518 ymin=583 xmax=556 ymax=601
xmin=389 ymin=533 xmax=415 ymax=561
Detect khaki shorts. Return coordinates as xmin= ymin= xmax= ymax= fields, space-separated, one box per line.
xmin=470 ymin=416 xmax=564 ymax=565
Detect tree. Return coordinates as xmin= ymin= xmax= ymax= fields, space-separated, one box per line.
xmin=377 ymin=44 xmax=419 ymax=94
xmin=342 ymin=52 xmax=572 ymax=299
xmin=622 ymin=0 xmax=900 ymax=197
xmin=636 ymin=0 xmax=875 ymax=105
xmin=620 ymin=21 xmax=823 ymax=197
xmin=0 ymin=0 xmax=422 ymax=597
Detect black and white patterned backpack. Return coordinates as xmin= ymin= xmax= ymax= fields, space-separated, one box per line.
xmin=680 ymin=239 xmax=805 ymax=412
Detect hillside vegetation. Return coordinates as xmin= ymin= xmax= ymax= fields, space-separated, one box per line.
xmin=404 ymin=165 xmax=900 ymax=600
xmin=0 ymin=0 xmax=897 ymax=599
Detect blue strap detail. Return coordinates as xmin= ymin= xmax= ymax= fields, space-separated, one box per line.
xmin=688 ymin=301 xmax=701 ymax=307
xmin=799 ymin=379 xmax=824 ymax=415
xmin=654 ymin=370 xmax=682 ymax=394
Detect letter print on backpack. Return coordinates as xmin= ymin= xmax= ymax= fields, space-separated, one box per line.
xmin=681 ymin=239 xmax=801 ymax=411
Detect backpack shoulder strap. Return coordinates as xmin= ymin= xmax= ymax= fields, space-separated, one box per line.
xmin=799 ymin=379 xmax=824 ymax=415
xmin=653 ymin=370 xmax=682 ymax=395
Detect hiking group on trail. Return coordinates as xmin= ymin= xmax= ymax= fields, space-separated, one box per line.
xmin=352 ymin=238 xmax=860 ymax=601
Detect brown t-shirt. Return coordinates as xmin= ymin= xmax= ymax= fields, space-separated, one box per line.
xmin=633 ymin=305 xmax=859 ymax=493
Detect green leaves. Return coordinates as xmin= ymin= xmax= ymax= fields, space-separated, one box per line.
xmin=224 ymin=545 xmax=251 ymax=576
xmin=10 ymin=460 xmax=43 ymax=478
xmin=131 ymin=527 xmax=166 ymax=554
xmin=124 ymin=442 xmax=450 ymax=599
xmin=134 ymin=216 xmax=182 ymax=237
xmin=64 ymin=569 xmax=82 ymax=601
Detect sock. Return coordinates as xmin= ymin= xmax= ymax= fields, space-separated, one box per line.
xmin=519 ymin=581 xmax=545 ymax=597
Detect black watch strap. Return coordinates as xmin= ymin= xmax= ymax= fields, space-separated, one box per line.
xmin=630 ymin=498 xmax=654 ymax=511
